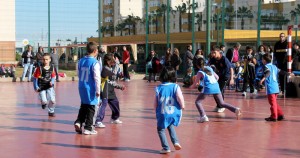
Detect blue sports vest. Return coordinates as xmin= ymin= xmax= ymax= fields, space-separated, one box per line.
xmin=265 ymin=63 xmax=280 ymax=94
xmin=199 ymin=66 xmax=221 ymax=94
xmin=155 ymin=83 xmax=182 ymax=129
xmin=78 ymin=56 xmax=99 ymax=105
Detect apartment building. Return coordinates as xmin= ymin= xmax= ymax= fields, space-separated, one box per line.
xmin=0 ymin=0 xmax=15 ymax=63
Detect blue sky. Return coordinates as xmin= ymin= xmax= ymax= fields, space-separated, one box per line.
xmin=16 ymin=0 xmax=98 ymax=46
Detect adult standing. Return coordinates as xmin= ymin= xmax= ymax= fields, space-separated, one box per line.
xmin=122 ymin=46 xmax=130 ymax=82
xmin=193 ymin=49 xmax=204 ymax=73
xmin=170 ymin=48 xmax=182 ymax=82
xmin=146 ymin=50 xmax=160 ymax=82
xmin=36 ymin=46 xmax=44 ymax=66
xmin=209 ymin=46 xmax=234 ymax=113
xmin=184 ymin=45 xmax=194 ymax=73
xmin=273 ymin=33 xmax=288 ymax=94
xmin=112 ymin=47 xmax=121 ymax=61
xmin=21 ymin=45 xmax=34 ymax=82
xmin=226 ymin=43 xmax=241 ymax=64
xmin=50 ymin=48 xmax=60 ymax=82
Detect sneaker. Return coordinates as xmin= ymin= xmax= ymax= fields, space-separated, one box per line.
xmin=159 ymin=149 xmax=171 ymax=154
xmin=277 ymin=115 xmax=285 ymax=121
xmin=235 ymin=108 xmax=242 ymax=120
xmin=95 ymin=122 xmax=106 ymax=128
xmin=242 ymin=92 xmax=247 ymax=96
xmin=125 ymin=79 xmax=130 ymax=82
xmin=83 ymin=129 xmax=97 ymax=135
xmin=41 ymin=104 xmax=47 ymax=109
xmin=174 ymin=143 xmax=182 ymax=150
xmin=265 ymin=117 xmax=277 ymax=122
xmin=48 ymin=112 xmax=55 ymax=117
xmin=197 ymin=115 xmax=209 ymax=123
xmin=251 ymin=89 xmax=257 ymax=95
xmin=111 ymin=119 xmax=123 ymax=124
xmin=74 ymin=123 xmax=82 ymax=134
xmin=217 ymin=108 xmax=225 ymax=113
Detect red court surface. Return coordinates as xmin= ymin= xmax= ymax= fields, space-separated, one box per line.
xmin=1 ymin=80 xmax=300 ymax=158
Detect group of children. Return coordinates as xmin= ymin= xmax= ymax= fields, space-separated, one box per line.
xmin=0 ymin=64 xmax=16 ymax=78
xmin=31 ymin=42 xmax=290 ymax=154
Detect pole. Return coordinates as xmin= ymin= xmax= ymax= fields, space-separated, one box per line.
xmin=206 ymin=0 xmax=211 ymax=57
xmin=48 ymin=0 xmax=50 ymax=53
xmin=221 ymin=0 xmax=225 ymax=45
xmin=257 ymin=0 xmax=262 ymax=47
xmin=98 ymin=0 xmax=102 ymax=47
xmin=217 ymin=14 xmax=219 ymax=45
xmin=192 ymin=0 xmax=195 ymax=54
xmin=146 ymin=0 xmax=149 ymax=75
xmin=296 ymin=14 xmax=298 ymax=42
xmin=167 ymin=0 xmax=170 ymax=48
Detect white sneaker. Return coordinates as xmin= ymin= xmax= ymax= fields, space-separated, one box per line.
xmin=242 ymin=92 xmax=247 ymax=96
xmin=74 ymin=123 xmax=82 ymax=134
xmin=217 ymin=108 xmax=225 ymax=113
xmin=95 ymin=122 xmax=106 ymax=128
xmin=159 ymin=149 xmax=171 ymax=154
xmin=174 ymin=143 xmax=182 ymax=150
xmin=197 ymin=115 xmax=209 ymax=123
xmin=251 ymin=89 xmax=257 ymax=95
xmin=83 ymin=129 xmax=98 ymax=135
xmin=111 ymin=119 xmax=123 ymax=124
xmin=235 ymin=108 xmax=242 ymax=120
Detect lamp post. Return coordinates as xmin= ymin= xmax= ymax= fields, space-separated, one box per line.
xmin=221 ymin=0 xmax=225 ymax=45
xmin=146 ymin=0 xmax=149 ymax=75
xmin=98 ymin=0 xmax=102 ymax=47
xmin=257 ymin=0 xmax=261 ymax=48
xmin=48 ymin=0 xmax=50 ymax=53
xmin=167 ymin=0 xmax=170 ymax=49
xmin=192 ymin=0 xmax=195 ymax=54
xmin=206 ymin=0 xmax=211 ymax=57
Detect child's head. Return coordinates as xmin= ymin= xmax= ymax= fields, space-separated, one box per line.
xmin=187 ymin=67 xmax=192 ymax=74
xmin=195 ymin=57 xmax=205 ymax=69
xmin=86 ymin=42 xmax=98 ymax=56
xmin=246 ymin=46 xmax=253 ymax=54
xmin=235 ymin=61 xmax=240 ymax=67
xmin=159 ymin=66 xmax=176 ymax=83
xmin=262 ymin=53 xmax=272 ymax=64
xmin=42 ymin=53 xmax=51 ymax=66
xmin=103 ymin=53 xmax=115 ymax=67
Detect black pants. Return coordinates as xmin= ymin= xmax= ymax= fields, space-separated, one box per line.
xmin=279 ymin=73 xmax=285 ymax=93
xmin=54 ymin=65 xmax=59 ymax=81
xmin=242 ymin=78 xmax=255 ymax=93
xmin=123 ymin=63 xmax=130 ymax=79
xmin=75 ymin=104 xmax=96 ymax=131
xmin=148 ymin=72 xmax=157 ymax=82
xmin=214 ymin=79 xmax=228 ymax=108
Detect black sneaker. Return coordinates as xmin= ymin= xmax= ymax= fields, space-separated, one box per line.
xmin=41 ymin=104 xmax=47 ymax=109
xmin=277 ymin=115 xmax=285 ymax=121
xmin=265 ymin=117 xmax=277 ymax=122
xmin=48 ymin=112 xmax=55 ymax=117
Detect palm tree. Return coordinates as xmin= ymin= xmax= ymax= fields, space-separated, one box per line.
xmin=124 ymin=15 xmax=141 ymax=35
xmin=273 ymin=14 xmax=290 ymax=30
xmin=225 ymin=5 xmax=235 ymax=29
xmin=290 ymin=4 xmax=300 ymax=25
xmin=175 ymin=3 xmax=187 ymax=32
xmin=108 ymin=24 xmax=114 ymax=37
xmin=116 ymin=22 xmax=125 ymax=36
xmin=96 ymin=26 xmax=106 ymax=37
xmin=195 ymin=13 xmax=202 ymax=31
xmin=151 ymin=11 xmax=159 ymax=34
xmin=236 ymin=6 xmax=253 ymax=30
xmin=185 ymin=0 xmax=198 ymax=32
xmin=156 ymin=4 xmax=168 ymax=34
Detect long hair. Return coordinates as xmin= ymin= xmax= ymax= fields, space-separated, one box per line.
xmin=103 ymin=53 xmax=115 ymax=66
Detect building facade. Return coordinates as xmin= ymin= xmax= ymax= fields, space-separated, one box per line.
xmin=0 ymin=0 xmax=15 ymax=63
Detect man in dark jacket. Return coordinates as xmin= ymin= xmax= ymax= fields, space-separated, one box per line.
xmin=21 ymin=45 xmax=35 ymax=82
xmin=273 ymin=33 xmax=288 ymax=94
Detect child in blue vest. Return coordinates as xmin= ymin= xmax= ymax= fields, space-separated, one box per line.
xmin=155 ymin=66 xmax=185 ymax=154
xmin=74 ymin=42 xmax=101 ymax=135
xmin=33 ymin=53 xmax=56 ymax=117
xmin=190 ymin=47 xmax=242 ymax=122
xmin=259 ymin=53 xmax=292 ymax=122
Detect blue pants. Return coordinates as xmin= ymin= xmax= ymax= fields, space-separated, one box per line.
xmin=96 ymin=98 xmax=120 ymax=122
xmin=157 ymin=125 xmax=179 ymax=150
xmin=21 ymin=63 xmax=33 ymax=81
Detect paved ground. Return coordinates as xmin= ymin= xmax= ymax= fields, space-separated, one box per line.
xmin=1 ymin=79 xmax=300 ymax=158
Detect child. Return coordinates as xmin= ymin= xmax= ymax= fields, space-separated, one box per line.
xmin=259 ymin=53 xmax=291 ymax=122
xmin=95 ymin=53 xmax=125 ymax=128
xmin=154 ymin=66 xmax=185 ymax=154
xmin=242 ymin=52 xmax=256 ymax=97
xmin=182 ymin=67 xmax=193 ymax=87
xmin=74 ymin=42 xmax=101 ymax=135
xmin=234 ymin=61 xmax=243 ymax=92
xmin=190 ymin=56 xmax=242 ymax=123
xmin=32 ymin=53 xmax=56 ymax=117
